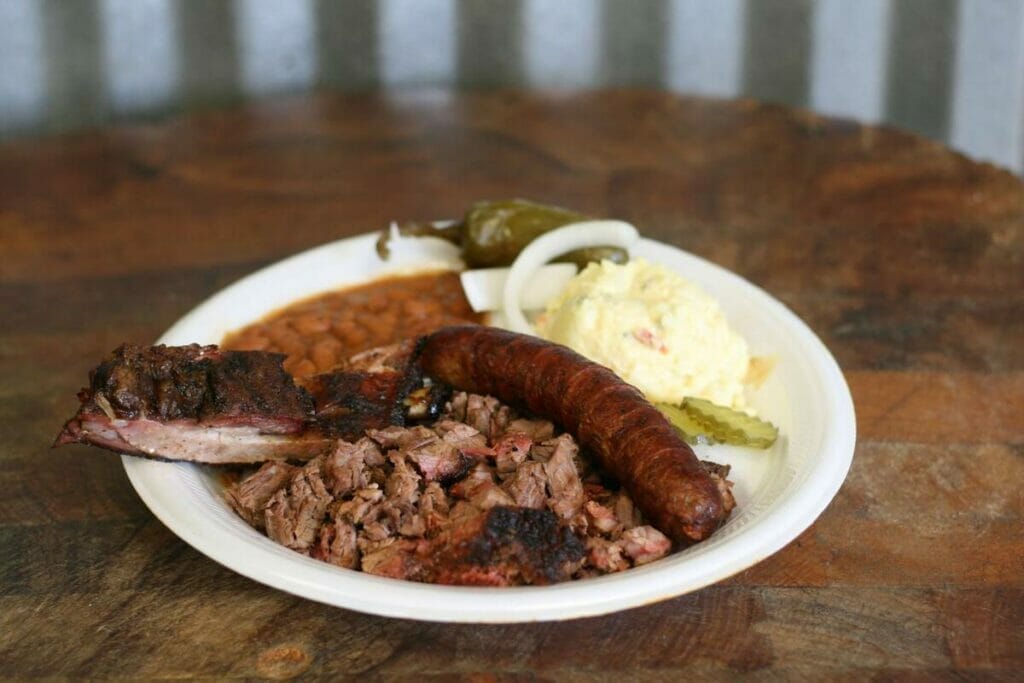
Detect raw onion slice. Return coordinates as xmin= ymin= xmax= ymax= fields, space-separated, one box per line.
xmin=502 ymin=220 xmax=640 ymax=335
xmin=460 ymin=263 xmax=578 ymax=313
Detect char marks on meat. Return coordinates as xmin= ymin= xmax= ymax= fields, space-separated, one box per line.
xmin=55 ymin=344 xmax=332 ymax=463
xmin=305 ymin=372 xmax=406 ymax=438
xmin=225 ymin=390 xmax=705 ymax=585
xmin=62 ymin=342 xmax=736 ymax=583
xmin=428 ymin=506 xmax=585 ymax=585
xmin=95 ymin=344 xmax=310 ymax=429
xmin=307 ymin=339 xmax=450 ymax=437
xmin=416 ymin=325 xmax=731 ymax=544
xmin=55 ymin=343 xmax=435 ymax=463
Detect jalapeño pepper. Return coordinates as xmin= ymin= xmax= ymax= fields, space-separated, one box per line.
xmin=375 ymin=198 xmax=629 ymax=268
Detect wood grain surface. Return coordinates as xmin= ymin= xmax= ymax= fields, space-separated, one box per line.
xmin=1 ymin=91 xmax=1022 ymax=680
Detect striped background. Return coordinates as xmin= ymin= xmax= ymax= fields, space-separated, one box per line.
xmin=2 ymin=0 xmax=1023 ymax=174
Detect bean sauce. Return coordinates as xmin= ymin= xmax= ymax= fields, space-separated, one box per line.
xmin=222 ymin=270 xmax=483 ymax=378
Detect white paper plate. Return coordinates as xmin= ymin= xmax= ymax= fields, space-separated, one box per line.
xmin=122 ymin=233 xmax=856 ymax=623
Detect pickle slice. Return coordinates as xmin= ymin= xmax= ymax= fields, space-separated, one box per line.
xmin=655 ymin=403 xmax=717 ymax=446
xmin=681 ymin=397 xmax=778 ymax=449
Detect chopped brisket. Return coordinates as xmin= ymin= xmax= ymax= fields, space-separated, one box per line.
xmin=444 ymin=391 xmax=469 ymax=422
xmin=334 ymin=485 xmax=384 ymax=525
xmin=419 ymin=481 xmax=450 ymax=533
xmin=469 ymin=482 xmax=516 ymax=510
xmin=614 ymin=491 xmax=644 ymax=529
xmin=584 ymin=500 xmax=621 ymax=536
xmin=586 ymin=537 xmax=630 ymax=573
xmin=320 ymin=439 xmax=371 ymax=497
xmin=542 ymin=435 xmax=585 ymax=524
xmin=493 ymin=432 xmax=532 ymax=476
xmin=404 ymin=438 xmax=470 ymax=484
xmin=366 ymin=425 xmax=434 ymax=451
xmin=369 ymin=425 xmax=471 ymax=483
xmin=503 ymin=418 xmax=554 ymax=442
xmin=620 ymin=526 xmax=672 ymax=565
xmin=225 ymin=460 xmax=297 ymax=529
xmin=396 ymin=506 xmax=427 ymax=538
xmin=702 ymin=460 xmax=736 ymax=515
xmin=502 ymin=461 xmax=548 ymax=509
xmin=384 ymin=452 xmax=421 ymax=506
xmin=223 ymin=389 xmax=715 ymax=584
xmin=464 ymin=394 xmax=510 ymax=440
xmin=434 ymin=420 xmax=488 ymax=452
xmin=449 ymin=462 xmax=496 ymax=500
xmin=361 ymin=540 xmax=424 ymax=580
xmin=264 ymin=461 xmax=332 ymax=552
xmin=428 ymin=506 xmax=585 ymax=586
xmin=312 ymin=516 xmax=359 ymax=569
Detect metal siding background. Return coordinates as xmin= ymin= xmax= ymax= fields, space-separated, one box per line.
xmin=1 ymin=0 xmax=1023 ymax=173
xmin=810 ymin=0 xmax=890 ymax=122
xmin=886 ymin=0 xmax=959 ymax=142
xmin=178 ymin=0 xmax=241 ymax=107
xmin=101 ymin=0 xmax=181 ymax=116
xmin=951 ymin=0 xmax=1024 ymax=172
xmin=0 ymin=0 xmax=47 ymax=130
xmin=236 ymin=0 xmax=317 ymax=96
xmin=600 ymin=0 xmax=668 ymax=87
xmin=380 ymin=0 xmax=456 ymax=87
xmin=42 ymin=0 xmax=105 ymax=132
xmin=665 ymin=0 xmax=745 ymax=98
xmin=743 ymin=0 xmax=813 ymax=107
xmin=523 ymin=0 xmax=601 ymax=87
xmin=457 ymin=0 xmax=524 ymax=86
xmin=316 ymin=0 xmax=379 ymax=89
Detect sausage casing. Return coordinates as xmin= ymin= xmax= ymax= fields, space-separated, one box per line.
xmin=417 ymin=325 xmax=728 ymax=543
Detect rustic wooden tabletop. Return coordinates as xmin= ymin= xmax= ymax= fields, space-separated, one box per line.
xmin=1 ymin=91 xmax=1021 ymax=680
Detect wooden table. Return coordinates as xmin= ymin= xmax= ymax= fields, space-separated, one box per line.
xmin=2 ymin=91 xmax=1021 ymax=680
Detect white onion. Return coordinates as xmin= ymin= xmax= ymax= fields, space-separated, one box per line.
xmin=501 ymin=220 xmax=640 ymax=335
xmin=460 ymin=263 xmax=578 ymax=313
xmin=378 ymin=220 xmax=464 ymax=269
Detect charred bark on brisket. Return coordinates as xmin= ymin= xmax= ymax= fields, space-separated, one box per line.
xmin=55 ymin=343 xmax=434 ymax=462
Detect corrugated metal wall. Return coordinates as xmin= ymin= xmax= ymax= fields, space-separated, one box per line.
xmin=2 ymin=0 xmax=1023 ymax=173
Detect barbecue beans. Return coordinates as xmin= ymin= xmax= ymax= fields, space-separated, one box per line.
xmin=223 ymin=271 xmax=482 ymax=378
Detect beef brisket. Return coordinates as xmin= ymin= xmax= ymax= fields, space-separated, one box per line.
xmin=226 ymin=460 xmax=297 ymax=529
xmin=224 ymin=390 xmax=690 ymax=584
xmin=428 ymin=506 xmax=585 ymax=585
xmin=264 ymin=461 xmax=333 ymax=551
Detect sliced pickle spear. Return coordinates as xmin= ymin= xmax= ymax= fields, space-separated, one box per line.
xmin=681 ymin=397 xmax=778 ymax=449
xmin=655 ymin=403 xmax=717 ymax=446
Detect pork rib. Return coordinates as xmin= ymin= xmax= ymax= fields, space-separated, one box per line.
xmin=55 ymin=343 xmax=430 ymax=464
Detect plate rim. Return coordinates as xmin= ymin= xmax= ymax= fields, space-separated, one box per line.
xmin=122 ymin=232 xmax=856 ymax=623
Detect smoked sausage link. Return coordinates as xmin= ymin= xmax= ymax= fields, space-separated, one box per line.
xmin=417 ymin=325 xmax=728 ymax=544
